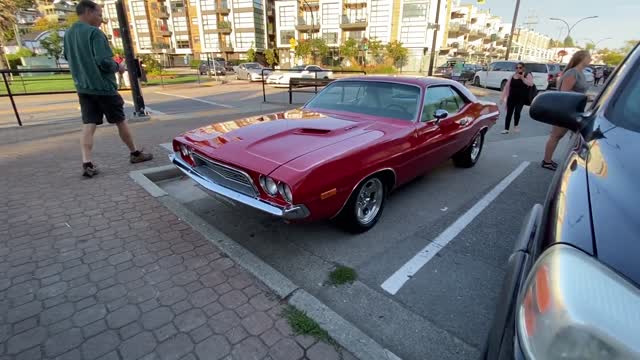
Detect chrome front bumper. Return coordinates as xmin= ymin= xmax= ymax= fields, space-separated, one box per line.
xmin=171 ymin=155 xmax=310 ymax=220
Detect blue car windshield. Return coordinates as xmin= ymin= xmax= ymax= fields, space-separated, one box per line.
xmin=305 ymin=81 xmax=421 ymax=122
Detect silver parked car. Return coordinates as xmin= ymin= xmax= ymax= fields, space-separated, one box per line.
xmin=235 ymin=62 xmax=270 ymax=81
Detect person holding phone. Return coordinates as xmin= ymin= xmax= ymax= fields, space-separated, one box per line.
xmin=499 ymin=62 xmax=534 ymax=134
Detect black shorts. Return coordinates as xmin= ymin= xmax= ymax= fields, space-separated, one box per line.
xmin=78 ymin=93 xmax=125 ymax=125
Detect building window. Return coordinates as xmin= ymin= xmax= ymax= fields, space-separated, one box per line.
xmin=234 ymin=12 xmax=254 ymax=28
xmin=201 ymin=0 xmax=215 ymax=11
xmin=278 ymin=5 xmax=295 ymax=27
xmin=177 ymin=40 xmax=191 ymax=48
xmin=131 ymin=1 xmax=146 ymax=16
xmin=202 ymin=14 xmax=217 ymax=30
xmin=347 ymin=31 xmax=363 ymax=40
xmin=203 ymin=33 xmax=219 ymax=48
xmin=135 ymin=21 xmax=150 ymax=34
xmin=369 ymin=26 xmax=389 ymax=42
xmin=138 ymin=36 xmax=152 ymax=49
xmin=280 ymin=30 xmax=294 ymax=44
xmin=370 ymin=0 xmax=390 ymax=24
xmin=402 ymin=0 xmax=429 ymax=23
xmin=235 ymin=32 xmax=255 ymax=48
xmin=346 ymin=7 xmax=366 ymax=22
xmin=322 ymin=30 xmax=338 ymax=44
xmin=321 ymin=2 xmax=339 ymax=26
xmin=234 ymin=0 xmax=252 ymax=8
xmin=400 ymin=25 xmax=426 ymax=45
xmin=172 ymin=17 xmax=188 ymax=32
xmin=191 ymin=17 xmax=198 ymax=25
xmin=189 ymin=0 xmax=196 ymax=6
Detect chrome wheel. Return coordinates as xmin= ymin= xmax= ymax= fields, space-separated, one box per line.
xmin=355 ymin=178 xmax=384 ymax=225
xmin=470 ymin=134 xmax=482 ymax=161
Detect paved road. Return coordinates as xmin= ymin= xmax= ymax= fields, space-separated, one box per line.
xmin=156 ymin=88 xmax=573 ymax=359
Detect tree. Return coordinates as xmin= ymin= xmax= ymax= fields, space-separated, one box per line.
xmin=246 ymin=42 xmax=256 ymax=62
xmin=600 ymin=49 xmax=624 ymax=66
xmin=585 ymin=42 xmax=595 ymax=51
xmin=40 ymin=31 xmax=64 ymax=67
xmin=264 ymin=48 xmax=277 ymax=67
xmin=339 ymin=38 xmax=359 ymax=63
xmin=622 ymin=40 xmax=638 ymax=55
xmin=294 ymin=39 xmax=312 ymax=59
xmin=33 ymin=17 xmax=60 ymax=31
xmin=112 ymin=47 xmax=124 ymax=57
xmin=0 ymin=0 xmax=17 ymax=69
xmin=63 ymin=13 xmax=79 ymax=28
xmin=386 ymin=40 xmax=408 ymax=69
xmin=14 ymin=47 xmax=34 ymax=58
xmin=563 ymin=36 xmax=574 ymax=47
xmin=367 ymin=38 xmax=384 ymax=64
xmin=14 ymin=0 xmax=36 ymax=9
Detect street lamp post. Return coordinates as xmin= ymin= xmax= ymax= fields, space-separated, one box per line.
xmin=584 ymin=37 xmax=613 ymax=50
xmin=550 ymin=16 xmax=598 ymax=62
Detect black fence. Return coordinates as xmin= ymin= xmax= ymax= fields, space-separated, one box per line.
xmin=260 ymin=68 xmax=366 ymax=103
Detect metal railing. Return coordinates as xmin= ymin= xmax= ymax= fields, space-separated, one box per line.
xmin=260 ymin=68 xmax=366 ymax=103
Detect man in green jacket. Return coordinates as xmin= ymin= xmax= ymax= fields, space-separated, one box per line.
xmin=64 ymin=0 xmax=152 ymax=177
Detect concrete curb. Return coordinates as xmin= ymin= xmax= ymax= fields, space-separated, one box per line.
xmin=129 ymin=165 xmax=403 ymax=360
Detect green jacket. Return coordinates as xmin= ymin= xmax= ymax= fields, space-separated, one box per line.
xmin=63 ymin=22 xmax=118 ymax=95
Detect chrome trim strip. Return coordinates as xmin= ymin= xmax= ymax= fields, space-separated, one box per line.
xmin=330 ymin=167 xmax=397 ymax=219
xmin=191 ymin=152 xmax=259 ymax=193
xmin=476 ymin=111 xmax=500 ymax=122
xmin=171 ymin=155 xmax=310 ymax=220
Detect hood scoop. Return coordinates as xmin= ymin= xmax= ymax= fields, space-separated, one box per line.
xmin=295 ymin=128 xmax=332 ymax=135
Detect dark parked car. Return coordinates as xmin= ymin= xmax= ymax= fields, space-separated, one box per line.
xmin=483 ymin=43 xmax=640 ymax=359
xmin=546 ymin=63 xmax=562 ymax=89
xmin=434 ymin=63 xmax=480 ymax=83
xmin=199 ymin=61 xmax=226 ymax=76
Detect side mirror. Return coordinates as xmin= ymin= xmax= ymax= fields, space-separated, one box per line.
xmin=529 ymin=92 xmax=587 ymax=132
xmin=433 ymin=109 xmax=449 ymax=124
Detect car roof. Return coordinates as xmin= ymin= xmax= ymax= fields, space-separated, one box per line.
xmin=333 ymin=75 xmax=460 ymax=87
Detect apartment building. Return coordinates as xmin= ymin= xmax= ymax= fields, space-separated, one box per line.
xmin=445 ymin=1 xmax=552 ymax=64
xmin=274 ymin=0 xmax=449 ymax=70
xmin=37 ymin=0 xmax=76 ymax=22
xmin=101 ymin=0 xmax=276 ymax=66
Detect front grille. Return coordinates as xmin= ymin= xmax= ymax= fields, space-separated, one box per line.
xmin=192 ymin=153 xmax=257 ymax=197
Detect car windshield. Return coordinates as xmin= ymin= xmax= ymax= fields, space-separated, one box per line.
xmin=292 ymin=65 xmax=306 ymax=71
xmin=244 ymin=63 xmax=261 ymax=69
xmin=607 ymin=54 xmax=640 ymax=133
xmin=305 ymin=81 xmax=421 ymax=122
xmin=525 ymin=63 xmax=548 ymax=73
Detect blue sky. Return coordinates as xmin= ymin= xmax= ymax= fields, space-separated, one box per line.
xmin=474 ymin=0 xmax=638 ymax=50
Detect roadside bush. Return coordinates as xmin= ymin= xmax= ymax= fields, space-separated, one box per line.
xmin=139 ymin=54 xmax=162 ymax=75
xmin=190 ymin=59 xmax=202 ymax=69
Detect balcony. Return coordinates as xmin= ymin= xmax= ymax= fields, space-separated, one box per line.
xmin=155 ymin=7 xmax=170 ymax=19
xmin=220 ymin=43 xmax=233 ymax=52
xmin=447 ymin=23 xmax=469 ymax=36
xmin=340 ymin=15 xmax=367 ymax=30
xmin=295 ymin=18 xmax=320 ymax=32
xmin=159 ymin=30 xmax=172 ymax=37
xmin=306 ymin=0 xmax=320 ymax=7
xmin=214 ymin=21 xmax=232 ymax=33
xmin=450 ymin=10 xmax=465 ymax=19
xmin=468 ymin=29 xmax=485 ymax=40
xmin=343 ymin=0 xmax=366 ymax=7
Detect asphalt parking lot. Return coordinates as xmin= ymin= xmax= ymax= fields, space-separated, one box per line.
xmin=151 ymin=85 xmax=572 ymax=360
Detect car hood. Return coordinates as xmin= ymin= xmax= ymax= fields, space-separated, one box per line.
xmin=247 ymin=68 xmax=268 ymax=74
xmin=587 ymin=125 xmax=640 ymax=286
xmin=178 ymin=109 xmax=376 ymax=176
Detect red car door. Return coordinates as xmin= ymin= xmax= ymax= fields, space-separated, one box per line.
xmin=410 ymin=86 xmax=465 ymax=174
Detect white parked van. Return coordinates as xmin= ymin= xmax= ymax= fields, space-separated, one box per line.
xmin=472 ymin=61 xmax=551 ymax=91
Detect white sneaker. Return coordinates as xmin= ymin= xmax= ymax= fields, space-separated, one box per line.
xmin=501 ymin=130 xmax=509 ymax=134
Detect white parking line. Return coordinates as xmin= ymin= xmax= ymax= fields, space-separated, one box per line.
xmin=155 ymin=92 xmax=235 ymax=109
xmin=160 ymin=142 xmax=173 ymax=153
xmin=122 ymin=100 xmax=167 ymax=115
xmin=381 ymin=161 xmax=530 ymax=295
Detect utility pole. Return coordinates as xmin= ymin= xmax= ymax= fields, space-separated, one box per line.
xmin=504 ymin=0 xmax=521 ymax=60
xmin=115 ymin=0 xmax=146 ymax=117
xmin=427 ymin=0 xmax=443 ymax=76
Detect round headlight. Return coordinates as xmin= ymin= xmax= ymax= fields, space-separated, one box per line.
xmin=278 ymin=183 xmax=293 ymax=203
xmin=261 ymin=176 xmax=278 ymax=196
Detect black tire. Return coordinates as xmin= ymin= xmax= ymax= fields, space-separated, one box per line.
xmin=337 ymin=175 xmax=387 ymax=233
xmin=453 ymin=132 xmax=484 ymax=168
xmin=500 ymin=80 xmax=508 ymax=91
xmin=474 ymin=76 xmax=480 ymax=86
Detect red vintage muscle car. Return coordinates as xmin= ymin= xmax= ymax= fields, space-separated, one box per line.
xmin=171 ymin=76 xmax=499 ymax=232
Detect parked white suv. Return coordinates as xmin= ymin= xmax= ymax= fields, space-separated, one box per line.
xmin=473 ymin=61 xmax=550 ymax=91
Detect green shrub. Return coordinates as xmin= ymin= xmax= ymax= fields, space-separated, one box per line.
xmin=140 ymin=54 xmax=162 ymax=75
xmin=190 ymin=59 xmax=202 ymax=69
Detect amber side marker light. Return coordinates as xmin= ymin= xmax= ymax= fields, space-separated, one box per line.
xmin=321 ymin=188 xmax=337 ymax=200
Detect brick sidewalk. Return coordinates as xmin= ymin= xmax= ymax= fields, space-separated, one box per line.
xmin=0 ymin=115 xmax=353 ymax=360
